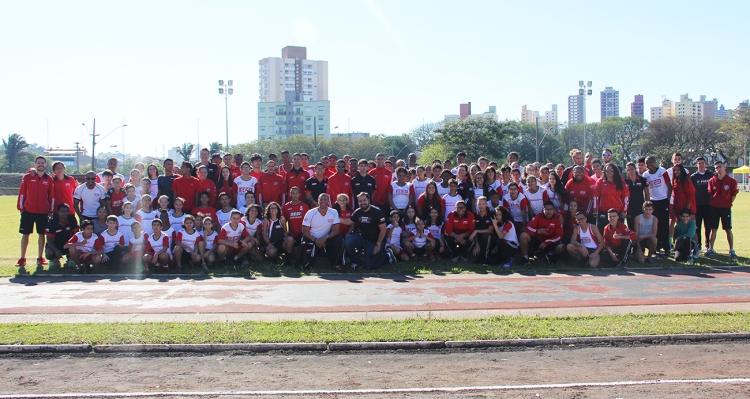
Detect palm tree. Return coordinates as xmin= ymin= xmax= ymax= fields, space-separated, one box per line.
xmin=176 ymin=142 xmax=195 ymax=162
xmin=2 ymin=133 xmax=29 ymax=173
xmin=209 ymin=141 xmax=223 ymax=154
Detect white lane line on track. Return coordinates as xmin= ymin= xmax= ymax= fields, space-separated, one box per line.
xmin=2 ymin=378 xmax=749 ymax=398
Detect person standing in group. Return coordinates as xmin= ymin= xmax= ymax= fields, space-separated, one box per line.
xmin=327 ymin=159 xmax=353 ymax=208
xmin=156 ymin=158 xmax=176 ymax=208
xmin=625 ymin=161 xmax=649 ymax=229
xmin=368 ymin=153 xmax=393 ymax=213
xmin=258 ymin=160 xmax=286 ymax=208
xmin=192 ymin=148 xmax=218 ymax=182
xmin=73 ymin=171 xmax=106 ymax=221
xmin=196 ymin=165 xmax=217 ymax=207
xmin=351 ymin=159 xmax=376 ymax=206
xmin=594 ymin=163 xmax=630 ymax=232
xmin=284 ymin=153 xmax=310 ymax=200
xmin=171 ymin=162 xmax=201 ymax=214
xmin=388 ymin=167 xmax=415 ymax=217
xmin=96 ymin=158 xmax=124 ymax=183
xmin=643 ymin=156 xmax=672 ymax=256
xmin=50 ymin=161 xmax=77 ymax=216
xmin=233 ymin=162 xmax=258 ymax=211
xmin=690 ymin=156 xmax=714 ymax=255
xmin=304 ymin=162 xmax=329 ymax=208
xmin=565 ymin=165 xmax=595 ymax=223
xmin=706 ymin=160 xmax=738 ymax=258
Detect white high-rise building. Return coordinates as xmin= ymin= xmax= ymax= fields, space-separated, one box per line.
xmin=650 ymin=99 xmax=674 ymax=121
xmin=542 ymin=104 xmax=558 ymax=125
xmin=600 ymin=87 xmax=619 ymax=120
xmin=521 ymin=105 xmax=539 ymax=123
xmin=568 ymin=95 xmax=584 ymax=126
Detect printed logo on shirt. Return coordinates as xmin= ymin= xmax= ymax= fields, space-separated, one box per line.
xmin=724 ymin=185 xmax=730 ymax=191
xmin=361 ymin=216 xmax=371 ymax=223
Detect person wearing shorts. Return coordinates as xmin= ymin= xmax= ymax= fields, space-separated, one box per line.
xmin=44 ymin=203 xmax=79 ymax=269
xmin=706 ymin=161 xmax=738 ymax=258
xmin=17 ymin=156 xmax=54 ymax=270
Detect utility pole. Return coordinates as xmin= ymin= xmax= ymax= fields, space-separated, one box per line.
xmin=74 ymin=142 xmax=81 ymax=173
xmin=535 ymin=118 xmax=540 ymax=163
xmin=90 ymin=118 xmax=97 ymax=172
xmin=313 ymin=118 xmax=318 ymax=160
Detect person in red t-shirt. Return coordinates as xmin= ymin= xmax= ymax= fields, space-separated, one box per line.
xmin=171 ymin=162 xmax=201 ymax=213
xmin=281 ymin=187 xmax=310 ymax=265
xmin=603 ymin=208 xmax=637 ymax=267
xmin=327 ymin=159 xmax=354 ymax=208
xmin=565 ymin=165 xmax=595 ymax=222
xmin=192 ymin=191 xmax=218 ymax=227
xmin=258 ymin=160 xmax=286 ymax=208
xmin=17 ymin=156 xmax=54 ymax=268
xmin=284 ymin=153 xmax=310 ymax=197
xmin=519 ymin=201 xmax=564 ymax=265
xmin=51 ymin=161 xmax=78 ymax=216
xmin=196 ymin=165 xmax=217 ymax=207
xmin=707 ymin=160 xmax=739 ymax=258
xmin=105 ymin=176 xmax=127 ymax=216
xmin=368 ymin=153 xmax=393 ymax=212
xmin=444 ymin=200 xmax=475 ymax=261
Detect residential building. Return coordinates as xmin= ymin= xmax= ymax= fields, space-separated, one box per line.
xmin=331 ymin=132 xmax=370 ymax=140
xmin=717 ymin=104 xmax=730 ymax=119
xmin=258 ymin=46 xmax=328 ymax=102
xmin=445 ymin=103 xmax=497 ymax=122
xmin=542 ymin=104 xmax=558 ymax=125
xmin=521 ymin=105 xmax=539 ymax=123
xmin=600 ymin=87 xmax=619 ymax=120
xmin=674 ymin=94 xmax=718 ymax=120
xmin=631 ymin=95 xmax=644 ymax=118
xmin=650 ymin=99 xmax=674 ymax=121
xmin=736 ymin=100 xmax=748 ymax=112
xmin=460 ymin=102 xmax=471 ymax=119
xmin=258 ymin=91 xmax=331 ymax=141
xmin=568 ymin=95 xmax=584 ymax=126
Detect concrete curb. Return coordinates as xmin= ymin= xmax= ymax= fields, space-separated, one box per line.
xmin=2 ymin=333 xmax=750 ymax=354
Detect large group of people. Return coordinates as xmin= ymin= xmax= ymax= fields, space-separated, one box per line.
xmin=15 ymin=145 xmax=739 ymax=274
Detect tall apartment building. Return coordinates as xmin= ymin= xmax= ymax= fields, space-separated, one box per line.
xmin=258 ymin=46 xmax=330 ymax=140
xmin=600 ymin=87 xmax=619 ymax=120
xmin=675 ymin=94 xmax=718 ymax=120
xmin=631 ymin=94 xmax=644 ymax=118
xmin=521 ymin=105 xmax=539 ymax=123
xmin=522 ymin=104 xmax=557 ymax=125
xmin=543 ymin=104 xmax=558 ymax=125
xmin=568 ymin=95 xmax=584 ymax=126
xmin=650 ymin=99 xmax=674 ymax=121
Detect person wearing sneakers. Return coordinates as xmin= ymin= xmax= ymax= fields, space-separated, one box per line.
xmin=603 ymin=208 xmax=637 ymax=267
xmin=344 ymin=192 xmax=389 ymax=270
xmin=673 ymin=208 xmax=697 ymax=262
xmin=64 ymin=219 xmax=104 ymax=274
xmin=299 ymin=193 xmax=345 ymax=271
xmin=567 ymin=211 xmax=605 ymax=268
xmin=44 ymin=204 xmax=79 ymax=270
xmin=17 ymin=156 xmax=54 ymax=270
xmin=444 ymin=200 xmax=476 ymax=262
xmin=706 ymin=160 xmax=738 ymax=258
xmin=519 ymin=201 xmax=565 ymax=265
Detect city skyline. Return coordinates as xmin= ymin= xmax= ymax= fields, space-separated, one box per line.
xmin=1 ymin=0 xmax=748 ymax=156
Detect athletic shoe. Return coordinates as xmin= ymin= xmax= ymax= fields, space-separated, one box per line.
xmin=503 ymin=260 xmax=512 ymax=269
xmin=334 ymin=263 xmax=345 ymax=273
xmin=705 ymin=248 xmax=716 ymax=255
xmin=15 ymin=258 xmax=26 ymax=267
xmin=37 ymin=257 xmax=48 ymax=265
xmin=730 ymin=249 xmax=737 ymax=259
xmin=451 ymin=256 xmax=460 ymax=262
xmin=201 ymin=263 xmax=209 ymax=273
xmin=545 ymin=252 xmax=556 ymax=263
xmin=518 ymin=257 xmax=529 ymax=266
xmin=461 ymin=256 xmax=469 ymax=262
xmin=696 ymin=244 xmax=702 ymax=253
xmin=386 ymin=248 xmax=396 ymax=265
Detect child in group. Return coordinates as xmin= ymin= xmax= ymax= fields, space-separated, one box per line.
xmin=217 ymin=210 xmax=253 ymax=265
xmin=140 ymin=178 xmax=154 ymax=207
xmin=129 ymin=168 xmax=142 ymax=188
xmin=385 ymin=210 xmax=410 ymax=262
xmin=118 ymin=202 xmax=136 ymax=245
xmin=403 ymin=218 xmax=436 ymax=261
xmin=169 ymin=197 xmax=187 ymax=233
xmin=261 ymin=202 xmax=286 ymax=262
xmin=100 ymin=215 xmax=126 ymax=272
xmin=216 ymin=193 xmax=238 ymax=227
xmin=401 ymin=206 xmax=418 ymax=233
xmin=673 ymin=208 xmax=697 ymax=262
xmin=491 ymin=206 xmax=520 ymax=268
xmin=173 ymin=215 xmax=203 ymax=271
xmin=240 ymin=204 xmax=264 ymax=262
xmin=603 ymin=208 xmax=637 ymax=268
xmin=238 ymin=191 xmax=256 ymax=215
xmin=123 ymin=183 xmax=142 ymax=211
xmin=193 ymin=192 xmax=218 ymax=228
xmin=143 ymin=219 xmax=172 ymax=273
xmin=105 ymin=176 xmax=127 ymax=216
xmin=633 ymin=201 xmax=658 ymax=264
xmin=136 ymin=194 xmax=159 ymax=235
xmin=425 ymin=207 xmax=445 ymax=260
xmin=199 ymin=216 xmax=218 ymax=271
xmin=129 ymin=221 xmax=145 ymax=271
xmin=64 ymin=219 xmax=104 ymax=275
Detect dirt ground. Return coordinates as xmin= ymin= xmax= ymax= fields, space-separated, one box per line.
xmin=1 ymin=341 xmax=749 ymax=398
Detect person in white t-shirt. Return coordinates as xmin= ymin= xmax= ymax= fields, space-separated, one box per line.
xmin=300 ymin=193 xmax=344 ymax=271
xmin=173 ymin=215 xmax=203 ymax=271
xmin=73 ymin=171 xmax=107 ymax=220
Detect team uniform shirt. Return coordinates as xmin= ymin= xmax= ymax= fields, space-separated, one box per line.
xmin=417 ymin=194 xmax=446 ymax=219
xmin=203 ymin=230 xmax=218 ymax=250
xmin=73 ymin=184 xmax=106 ymax=218
xmin=117 ymin=215 xmax=136 ymax=244
xmin=168 ymin=211 xmax=186 ymax=233
xmin=545 ymin=188 xmax=566 ymax=211
xmin=457 ymin=178 xmax=473 ymax=205
xmin=175 ymin=229 xmax=203 ymax=253
xmin=500 ymin=182 xmax=524 ymax=198
xmin=129 ymin=233 xmax=145 ymax=253
xmin=595 ymin=180 xmax=630 ymax=214
xmin=215 ymin=181 xmax=234 ymax=207
xmin=66 ymin=232 xmax=104 ymax=253
xmin=407 ymin=231 xmax=433 ymax=248
xmin=426 ymin=223 xmax=443 ymax=241
xmin=258 ymin=173 xmax=286 ymax=205
xmin=411 ymin=178 xmax=432 ymax=200
xmin=304 ymin=176 xmax=329 ymax=204
xmin=106 ymin=188 xmax=127 ymax=216
xmin=218 ymin=223 xmax=250 ymax=247
xmin=96 ymin=171 xmax=125 ymax=184
xmin=123 ymin=194 xmax=142 ymax=211
xmin=240 ymin=217 xmax=263 ymax=238
xmin=18 ymin=171 xmax=54 ymax=214
xmin=436 ymin=184 xmax=451 ymax=197
xmin=149 ymin=178 xmax=159 ymax=198
xmin=707 ymin=174 xmax=738 ymax=208
xmin=44 ymin=215 xmax=79 ymax=251
xmin=525 ymin=214 xmax=563 ymax=246
xmin=171 ymin=175 xmax=201 ymax=212
xmin=473 ymin=210 xmax=495 ymax=232
xmin=388 ymin=182 xmax=414 ymax=210
xmin=302 ymin=208 xmax=340 ymax=239
xmin=233 ymin=176 xmax=258 ymax=209
xmin=502 ymin=193 xmax=529 ymax=223
xmin=351 ymin=174 xmax=377 ymax=201
xmin=368 ymin=167 xmax=393 ymax=205
xmin=349 ymin=205 xmax=387 ymax=243
xmin=643 ymin=167 xmax=671 ymax=201
xmin=577 ymin=225 xmax=600 ymax=250
xmin=100 ymin=230 xmax=125 ymax=253
xmin=522 ymin=187 xmax=550 ymax=216
xmin=603 ymin=223 xmax=637 ymax=248
xmin=285 ymin=167 xmax=310 ymax=195
xmin=386 ymin=224 xmax=404 ymax=249
xmin=192 ymin=206 xmax=218 ymax=226
xmin=488 ymin=180 xmax=502 ymax=193
xmin=156 ymin=175 xmax=177 ymax=206
xmin=672 ymin=179 xmax=696 ymax=216
xmin=135 ymin=209 xmax=160 ymax=235
xmin=444 ymin=211 xmax=476 ymax=236
xmin=145 ymin=232 xmax=171 ymax=257
xmin=229 ymin=165 xmax=242 ymax=180
xmin=197 ymin=178 xmax=217 ymax=207
xmin=51 ymin=174 xmax=77 ymax=213
xmin=216 ymin=208 xmax=238 ymax=227
xmin=327 ymin=173 xmax=353 ymax=207
xmin=191 ymin=162 xmax=219 ymax=182
xmin=625 ymin=176 xmax=649 ymax=216
xmin=442 ymin=193 xmax=464 ymax=221
xmin=691 ymin=170 xmax=714 ymax=206
xmin=336 ymin=207 xmax=354 ymax=237
xmin=283 ymin=201 xmax=310 ymax=238
xmin=497 ymin=220 xmax=519 ymax=247
xmin=565 ymin=176 xmax=595 ymax=213
xmin=250 ymin=170 xmax=263 ymax=181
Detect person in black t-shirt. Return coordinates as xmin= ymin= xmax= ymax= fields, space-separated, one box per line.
xmin=625 ymin=162 xmax=649 ymax=229
xmin=344 ymin=192 xmax=389 ymax=270
xmin=157 ymin=158 xmax=177 ymax=208
xmin=468 ymin=196 xmax=496 ymax=264
xmin=351 ymin=159 xmax=376 ymax=206
xmin=44 ymin=204 xmax=79 ymax=269
xmin=690 ymin=156 xmax=714 ymax=252
xmin=304 ymin=163 xmax=329 ymax=207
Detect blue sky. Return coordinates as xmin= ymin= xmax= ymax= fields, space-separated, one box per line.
xmin=1 ymin=0 xmax=747 ymax=157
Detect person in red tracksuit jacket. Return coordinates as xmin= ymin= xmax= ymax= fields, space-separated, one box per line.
xmin=519 ymin=201 xmax=564 ymax=265
xmin=327 ymin=159 xmax=354 ymax=208
xmin=594 ymin=164 xmax=630 ymax=231
xmin=603 ymin=208 xmax=637 ymax=266
xmin=565 ymin=165 xmax=596 ymax=223
xmin=444 ymin=200 xmax=475 ymax=261
xmin=17 ymin=156 xmax=54 ymax=269
xmin=368 ymin=153 xmax=393 ymax=213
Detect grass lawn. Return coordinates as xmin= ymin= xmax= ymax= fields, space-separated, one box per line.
xmin=1 ymin=194 xmax=748 ymax=278
xmin=1 ymin=312 xmax=749 ymax=345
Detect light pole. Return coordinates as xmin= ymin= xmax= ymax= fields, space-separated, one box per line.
xmin=578 ymin=80 xmax=593 ymax=156
xmin=121 ymin=120 xmax=127 ymax=163
xmin=84 ymin=120 xmax=127 ymax=172
xmin=218 ymin=80 xmax=233 ymax=151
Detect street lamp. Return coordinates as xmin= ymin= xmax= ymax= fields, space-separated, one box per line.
xmin=578 ymin=80 xmax=593 ymax=156
xmin=218 ymin=80 xmax=234 ymax=151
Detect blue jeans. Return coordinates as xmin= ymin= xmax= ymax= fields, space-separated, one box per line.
xmin=344 ymin=234 xmax=388 ymax=270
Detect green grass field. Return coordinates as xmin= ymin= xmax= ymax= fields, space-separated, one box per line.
xmin=1 ymin=194 xmax=748 ymax=278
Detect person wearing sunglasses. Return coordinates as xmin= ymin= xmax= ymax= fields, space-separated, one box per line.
xmin=73 ymin=171 xmax=107 ymax=221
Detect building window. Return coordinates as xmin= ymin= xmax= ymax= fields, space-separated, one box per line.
xmin=318 ymin=116 xmax=323 ymax=121
xmin=318 ymin=125 xmax=324 ymax=131
xmin=306 ymin=125 xmax=311 ymax=131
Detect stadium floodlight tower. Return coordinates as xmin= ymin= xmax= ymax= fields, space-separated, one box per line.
xmin=578 ymin=80 xmax=593 ymax=156
xmin=218 ymin=80 xmax=234 ymax=151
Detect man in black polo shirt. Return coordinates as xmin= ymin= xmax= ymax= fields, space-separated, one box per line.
xmin=304 ymin=162 xmax=329 ymax=207
xmin=44 ymin=204 xmax=79 ymax=269
xmin=157 ymin=158 xmax=176 ymax=207
xmin=344 ymin=192 xmax=389 ymax=270
xmin=192 ymin=148 xmax=219 ymax=182
xmin=351 ymin=159 xmax=376 ymax=207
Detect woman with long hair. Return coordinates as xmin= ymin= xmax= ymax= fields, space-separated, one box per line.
xmin=215 ymin=166 xmax=234 ymax=207
xmin=333 ymin=193 xmax=354 ymax=237
xmin=471 ymin=172 xmax=491 ymax=211
xmin=484 ymin=166 xmax=501 ymax=192
xmin=490 ymin=206 xmax=519 ymax=268
xmin=594 ymin=162 xmax=630 ymax=231
xmin=545 ymin=172 xmax=568 ymax=211
xmin=671 ymin=163 xmax=696 ymax=237
xmin=146 ymin=164 xmax=160 ymax=198
xmin=262 ymin=202 xmax=286 ymax=263
xmin=416 ymin=181 xmax=445 ymax=221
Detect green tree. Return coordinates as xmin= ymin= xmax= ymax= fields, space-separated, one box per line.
xmin=434 ymin=117 xmax=515 ymax=162
xmin=721 ymin=108 xmax=750 ymax=164
xmin=645 ymin=117 xmax=727 ymax=166
xmin=176 ymin=142 xmax=195 ymax=162
xmin=408 ymin=121 xmax=443 ymax=149
xmin=1 ymin=133 xmax=30 ymax=173
xmin=418 ymin=143 xmax=454 ymax=166
xmin=209 ymin=142 xmax=224 ymax=154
